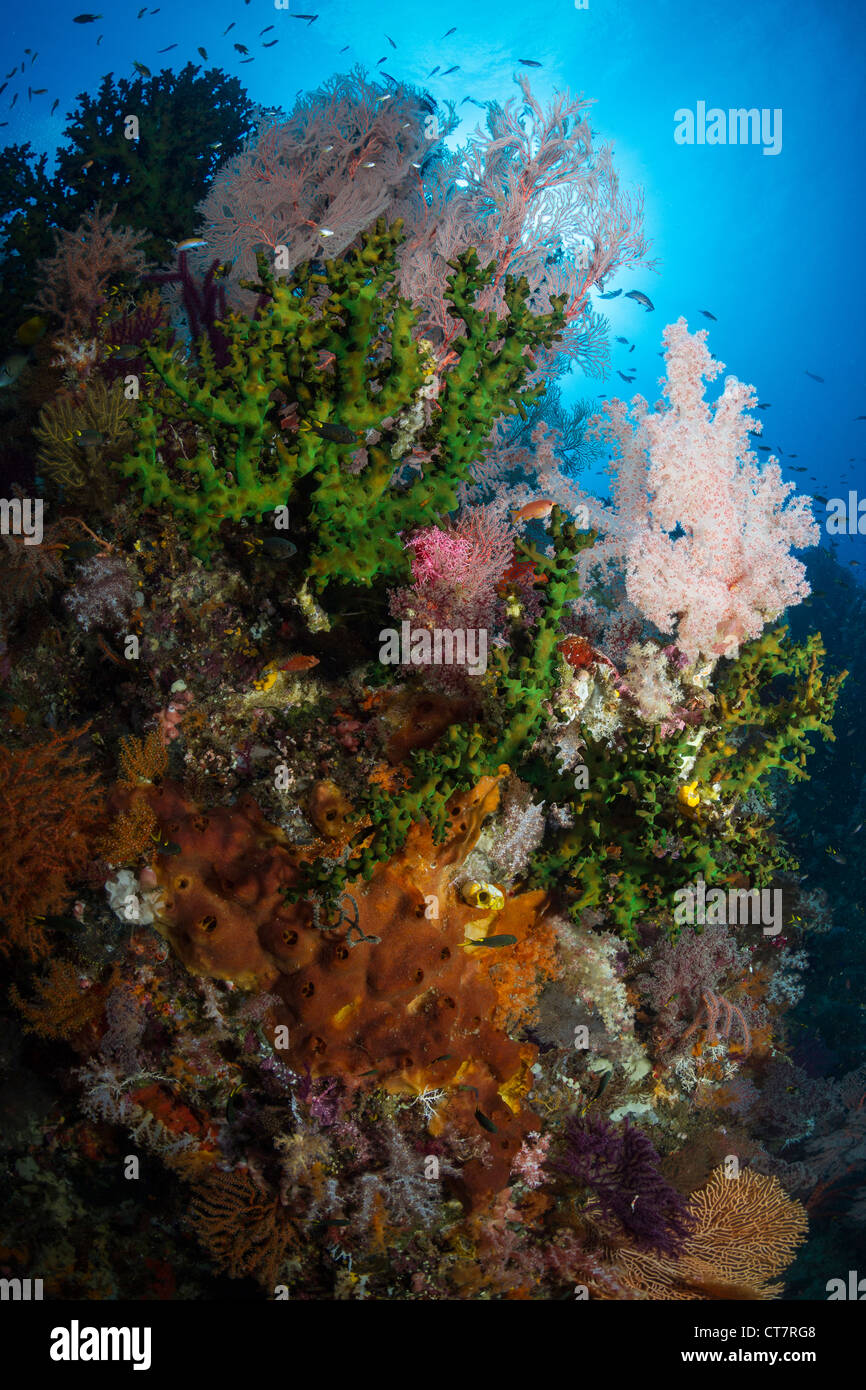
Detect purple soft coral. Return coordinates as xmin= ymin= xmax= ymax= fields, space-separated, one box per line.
xmin=553 ymin=1115 xmax=692 ymax=1255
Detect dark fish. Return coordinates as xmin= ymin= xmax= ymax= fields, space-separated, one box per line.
xmin=137 ymin=5 xmax=145 ymax=15
xmin=616 ymin=371 xmax=635 ymax=382
xmin=262 ymin=39 xmax=278 ymax=47
xmin=261 ymin=536 xmax=298 ymax=559
xmin=260 ymin=25 xmax=274 ymax=34
xmin=340 ymin=45 xmax=349 ymax=53
xmin=0 ymin=83 xmax=5 ymax=96
xmin=293 ymin=12 xmax=318 ymax=20
xmin=805 ymin=371 xmax=824 ymax=382
xmin=96 ymin=33 xmax=103 ymax=43
xmin=462 ymin=96 xmax=486 ymax=107
xmin=222 ymin=22 xmax=235 ymax=35
xmin=598 ymin=289 xmax=621 ymax=299
xmin=197 ymin=47 xmax=208 ymax=60
xmin=133 ymin=62 xmax=151 ymax=76
xmin=309 ymin=420 xmax=358 ymax=444
xmin=442 ymin=27 xmax=456 ymax=37
xmin=233 ymin=43 xmax=249 ymax=54
xmin=756 ymin=445 xmax=771 ymax=453
xmin=700 ymin=309 xmax=717 ymax=319
xmin=10 ymin=93 xmax=17 ymax=107
xmin=239 ymin=57 xmax=254 ymax=63
xmin=75 ymin=429 xmax=104 ymax=447
xmin=72 ymin=13 xmax=102 ymax=22
xmin=50 ymin=99 xmax=58 ymax=114
xmin=376 ymin=56 xmax=387 ymax=65
xmin=32 ymin=87 xmax=45 ymax=95
xmin=757 ymin=402 xmax=771 ymax=408
xmin=475 ymin=1109 xmax=498 ymax=1133
xmin=157 ymin=44 xmax=177 ymax=52
xmin=386 ymin=34 xmax=396 ymax=48
xmin=442 ymin=64 xmax=459 ymax=74
xmin=615 ymin=336 xmax=629 ymax=344
xmin=813 ymin=494 xmax=828 ymax=503
xmin=474 ymin=934 xmax=518 ymax=947
xmin=519 ymin=59 xmax=543 ymax=66
xmin=625 ymin=290 xmax=654 ymax=311
xmin=428 ymin=66 xmax=440 ymax=77
xmin=628 ymin=343 xmax=635 ymax=352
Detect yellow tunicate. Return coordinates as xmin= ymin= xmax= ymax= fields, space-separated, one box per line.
xmin=678 ymin=780 xmax=701 ymax=809
xmin=461 ymin=881 xmax=505 ymax=912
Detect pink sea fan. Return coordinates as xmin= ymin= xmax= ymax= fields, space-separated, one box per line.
xmin=195 ymin=69 xmax=433 ymax=309
xmin=578 ymin=319 xmax=819 ymax=665
xmin=34 ymin=203 xmax=148 ymax=339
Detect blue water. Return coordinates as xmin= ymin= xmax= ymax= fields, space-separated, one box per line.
xmin=3 ymin=0 xmax=864 ymax=556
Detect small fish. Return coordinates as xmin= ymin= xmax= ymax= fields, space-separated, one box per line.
xmin=16 ymin=315 xmax=48 ymax=346
xmin=222 ymin=22 xmax=235 ymax=35
xmin=597 ymin=289 xmax=622 ymax=299
xmin=10 ymin=93 xmax=17 ymax=108
xmin=699 ymin=309 xmax=717 ymax=319
xmin=855 ymin=416 xmax=866 ymax=421
xmin=261 ymin=536 xmax=297 ymax=559
xmin=72 ymin=12 xmax=102 ymax=22
xmin=512 ymin=498 xmax=555 ymax=523
xmin=475 ymin=1109 xmax=498 ymax=1134
xmin=518 ymin=59 xmax=542 ymax=66
xmin=132 ymin=62 xmax=151 ymax=77
xmin=339 ymin=45 xmax=349 ymax=53
xmin=175 ymin=237 xmax=207 ymax=252
xmin=280 ymin=654 xmax=319 ymax=674
xmin=441 ymin=26 xmax=457 ymax=38
xmin=617 ymin=371 xmax=636 ymax=382
xmin=260 ymin=24 xmax=274 ymax=34
xmin=615 ymin=336 xmax=629 ymax=344
xmin=0 ymin=354 xmax=29 ymax=387
xmin=307 ymin=420 xmax=359 ymax=444
xmin=75 ymin=429 xmax=104 ymax=448
xmin=757 ymin=402 xmax=771 ymax=408
xmin=233 ymin=43 xmax=249 ymax=55
xmin=197 ymin=47 xmax=208 ymax=61
xmin=628 ymin=343 xmax=635 ymax=352
xmin=292 ymin=13 xmax=318 ymax=21
xmin=137 ymin=5 xmax=146 ymax=15
xmin=157 ymin=44 xmax=177 ymax=53
xmin=0 ymin=83 xmax=6 ymax=96
xmin=813 ymin=494 xmax=828 ymax=503
xmin=385 ymin=34 xmax=396 ymax=48
xmin=625 ymin=290 xmax=654 ymax=311
xmin=804 ymin=371 xmax=824 ymax=382
xmin=427 ymin=66 xmax=440 ymax=77
xmin=474 ymin=934 xmax=517 ymax=947
xmin=441 ymin=64 xmax=459 ymax=75
xmin=51 ymin=99 xmax=59 ymax=114
xmin=756 ymin=445 xmax=771 ymax=453
xmin=239 ymin=58 xmax=254 ymax=64
xmin=262 ymin=39 xmax=278 ymax=47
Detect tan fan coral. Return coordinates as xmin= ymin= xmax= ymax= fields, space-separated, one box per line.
xmin=616 ymin=1165 xmax=808 ymax=1299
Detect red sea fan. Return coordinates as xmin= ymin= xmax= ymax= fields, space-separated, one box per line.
xmin=0 ymin=727 xmax=104 ymax=960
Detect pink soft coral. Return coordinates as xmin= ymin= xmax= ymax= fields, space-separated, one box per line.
xmin=581 ymin=319 xmax=818 ymax=665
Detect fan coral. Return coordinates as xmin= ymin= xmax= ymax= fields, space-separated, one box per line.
xmin=0 ymin=727 xmax=103 ymax=960
xmin=553 ymin=1115 xmax=693 ymax=1254
xmin=34 ymin=377 xmax=135 ymax=502
xmin=616 ymin=1165 xmax=808 ymax=1298
xmin=188 ymin=1169 xmax=298 ymax=1290
xmin=197 ymin=68 xmax=435 ymax=310
xmin=33 ymin=203 xmax=147 ymax=340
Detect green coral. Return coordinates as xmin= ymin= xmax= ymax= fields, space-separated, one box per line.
xmin=296 ymin=507 xmax=595 ymax=898
xmin=115 ymin=219 xmax=565 ymax=586
xmin=525 ymin=626 xmax=846 ymax=945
